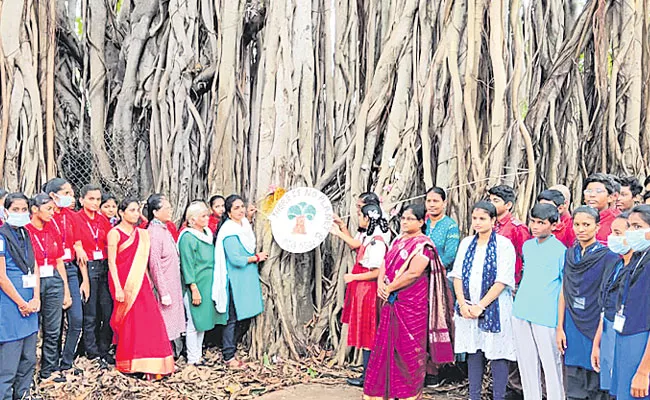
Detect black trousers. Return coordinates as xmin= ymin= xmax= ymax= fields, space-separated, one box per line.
xmin=81 ymin=260 xmax=113 ymax=358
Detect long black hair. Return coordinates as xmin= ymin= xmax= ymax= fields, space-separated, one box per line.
xmin=42 ymin=178 xmax=68 ymax=194
xmin=146 ymin=193 xmax=165 ymax=222
xmin=29 ymin=193 xmax=54 ymax=214
xmin=573 ymin=205 xmax=600 ymax=223
xmin=215 ymin=194 xmax=244 ymax=240
xmin=209 ymin=195 xmax=225 ymax=209
xmin=5 ymin=193 xmax=29 ymax=209
xmin=118 ymin=197 xmax=140 ymax=214
xmin=361 ymin=203 xmax=389 ymax=235
xmin=472 ymin=200 xmax=497 ymax=219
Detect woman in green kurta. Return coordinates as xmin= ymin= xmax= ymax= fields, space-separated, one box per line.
xmin=213 ymin=195 xmax=267 ymax=369
xmin=178 ymin=202 xmax=219 ymax=365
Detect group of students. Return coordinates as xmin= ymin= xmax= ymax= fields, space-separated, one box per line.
xmin=0 ymin=178 xmax=267 ymax=399
xmin=336 ymin=173 xmax=650 ymax=400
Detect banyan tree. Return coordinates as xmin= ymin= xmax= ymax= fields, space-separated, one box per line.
xmin=1 ymin=0 xmax=650 ymax=359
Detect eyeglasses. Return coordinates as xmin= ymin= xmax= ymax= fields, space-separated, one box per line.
xmin=583 ymin=189 xmax=607 ymax=195
xmin=400 ymin=216 xmax=420 ymax=222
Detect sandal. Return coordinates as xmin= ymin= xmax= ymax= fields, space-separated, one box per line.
xmin=225 ymin=358 xmax=246 ymax=370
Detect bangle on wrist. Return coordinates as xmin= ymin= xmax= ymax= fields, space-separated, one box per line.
xmin=255 ymin=254 xmax=260 ymax=262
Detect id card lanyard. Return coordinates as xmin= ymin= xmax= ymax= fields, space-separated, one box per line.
xmin=615 ymin=251 xmax=649 ymax=332
xmin=86 ymin=220 xmax=99 ymax=251
xmin=51 ymin=215 xmax=66 ymax=247
xmin=31 ymin=232 xmax=48 ymax=266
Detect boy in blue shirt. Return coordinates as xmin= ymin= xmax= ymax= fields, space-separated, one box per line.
xmin=512 ymin=203 xmax=566 ymax=400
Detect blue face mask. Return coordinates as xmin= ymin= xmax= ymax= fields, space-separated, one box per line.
xmin=54 ymin=195 xmax=74 ymax=208
xmin=5 ymin=212 xmax=30 ymax=227
xmin=607 ymin=234 xmax=631 ymax=255
xmin=624 ymin=229 xmax=650 ymax=252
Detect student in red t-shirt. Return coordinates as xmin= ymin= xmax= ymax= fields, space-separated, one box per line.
xmin=43 ymin=178 xmax=88 ymax=373
xmin=100 ymin=194 xmax=119 ymax=227
xmin=74 ymin=184 xmax=114 ymax=365
xmin=487 ymin=185 xmax=531 ymax=285
xmin=26 ymin=193 xmax=72 ymax=382
xmin=582 ymin=173 xmax=620 ymax=244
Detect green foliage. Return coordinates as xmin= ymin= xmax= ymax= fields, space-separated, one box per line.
xmin=287 ymin=202 xmax=317 ymax=220
xmin=75 ymin=17 xmax=83 ymax=37
xmin=607 ymin=49 xmax=613 ymax=78
xmin=116 ymin=0 xmax=124 ymax=12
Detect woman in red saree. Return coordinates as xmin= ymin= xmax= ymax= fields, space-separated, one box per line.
xmin=363 ymin=204 xmax=454 ymax=400
xmin=107 ymin=198 xmax=174 ymax=379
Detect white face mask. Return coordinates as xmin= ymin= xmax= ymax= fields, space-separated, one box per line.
xmin=607 ymin=234 xmax=631 ymax=255
xmin=625 ymin=229 xmax=650 ymax=252
xmin=5 ymin=212 xmax=30 ymax=227
xmin=54 ymin=195 xmax=74 ymax=208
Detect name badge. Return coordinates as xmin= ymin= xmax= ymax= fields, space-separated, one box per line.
xmin=573 ymin=297 xmax=586 ymax=310
xmin=613 ymin=313 xmax=626 ymax=333
xmin=93 ymin=250 xmax=103 ymax=260
xmin=22 ymin=273 xmax=36 ymax=289
xmin=63 ymin=248 xmax=72 ymax=260
xmin=40 ymin=264 xmax=55 ymax=278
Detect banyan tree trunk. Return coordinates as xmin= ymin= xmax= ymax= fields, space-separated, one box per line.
xmin=1 ymin=0 xmax=650 ymax=359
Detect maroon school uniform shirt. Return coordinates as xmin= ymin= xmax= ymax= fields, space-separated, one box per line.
xmin=25 ymin=221 xmax=65 ymax=268
xmin=494 ymin=212 xmax=531 ymax=284
xmin=75 ymin=210 xmax=112 ymax=260
xmin=596 ymin=208 xmax=620 ymax=245
xmin=52 ymin=208 xmax=78 ymax=263
xmin=553 ymin=212 xmax=576 ymax=248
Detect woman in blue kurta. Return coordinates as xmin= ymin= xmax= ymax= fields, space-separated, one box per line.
xmin=424 ymin=187 xmax=460 ymax=271
xmin=606 ymin=204 xmax=650 ymax=399
xmin=213 ymin=194 xmax=266 ymax=369
xmin=557 ymin=206 xmax=619 ymax=400
xmin=0 ymin=193 xmax=39 ymax=399
xmin=592 ymin=213 xmax=632 ymax=392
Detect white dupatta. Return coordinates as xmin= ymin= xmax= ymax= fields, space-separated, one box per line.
xmin=212 ymin=218 xmax=256 ymax=313
xmin=177 ymin=227 xmax=214 ymax=248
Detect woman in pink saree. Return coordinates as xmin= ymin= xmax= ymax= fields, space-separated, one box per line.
xmin=363 ymin=204 xmax=454 ymax=400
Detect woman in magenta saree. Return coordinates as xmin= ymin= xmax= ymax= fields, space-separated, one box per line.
xmin=364 ymin=204 xmax=454 ymax=400
xmin=107 ymin=198 xmax=174 ymax=378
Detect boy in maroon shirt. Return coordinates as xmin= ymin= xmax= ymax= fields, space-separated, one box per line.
xmin=537 ymin=189 xmax=576 ymax=248
xmin=583 ymin=173 xmax=620 ymax=244
xmin=74 ymin=184 xmax=114 ymax=365
xmin=487 ymin=185 xmax=531 ymax=285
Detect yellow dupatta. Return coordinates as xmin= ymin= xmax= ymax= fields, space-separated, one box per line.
xmin=113 ymin=228 xmax=151 ymax=327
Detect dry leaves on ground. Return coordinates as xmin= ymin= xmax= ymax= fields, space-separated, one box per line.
xmin=35 ymin=347 xmax=470 ymax=399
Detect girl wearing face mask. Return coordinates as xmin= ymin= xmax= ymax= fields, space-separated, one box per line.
xmin=557 ymin=206 xmax=620 ymax=400
xmin=591 ymin=213 xmax=632 ymax=393
xmin=43 ymin=178 xmax=88 ymax=373
xmin=602 ymin=204 xmax=650 ymax=399
xmin=0 ymin=193 xmax=39 ymax=399
xmin=213 ymin=195 xmax=267 ymax=369
xmin=25 ymin=193 xmax=73 ymax=383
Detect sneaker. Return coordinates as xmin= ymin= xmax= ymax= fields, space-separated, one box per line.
xmin=59 ymin=366 xmax=83 ymax=376
xmin=424 ymin=374 xmax=442 ymax=388
xmin=346 ymin=377 xmax=364 ymax=387
xmin=101 ymin=353 xmax=115 ymax=365
xmin=41 ymin=371 xmax=66 ymax=383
